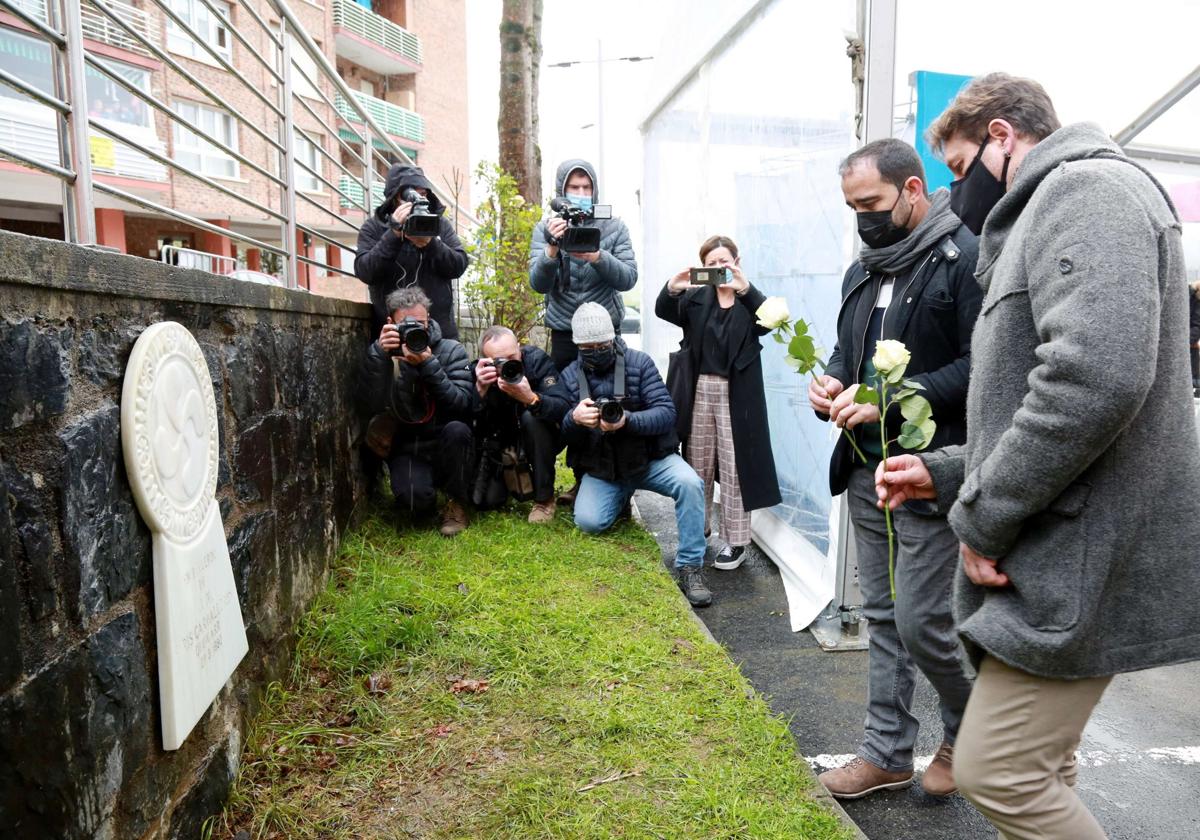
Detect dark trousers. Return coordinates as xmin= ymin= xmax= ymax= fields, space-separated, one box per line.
xmin=550 ymin=328 xmax=577 ymax=371
xmin=387 ymin=421 xmax=473 ymax=514
xmin=520 ymin=411 xmax=559 ymax=502
xmin=1191 ymin=343 xmax=1199 ymax=384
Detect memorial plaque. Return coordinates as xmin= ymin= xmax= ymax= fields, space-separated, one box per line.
xmin=121 ymin=322 xmax=248 ymax=750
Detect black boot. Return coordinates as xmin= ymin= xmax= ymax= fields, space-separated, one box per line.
xmin=677 ymin=565 xmax=712 ymax=608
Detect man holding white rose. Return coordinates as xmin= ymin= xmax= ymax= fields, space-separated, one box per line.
xmin=809 ymin=138 xmax=983 ymax=800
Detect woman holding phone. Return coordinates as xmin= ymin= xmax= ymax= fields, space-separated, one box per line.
xmin=657 ymin=235 xmax=781 ymax=569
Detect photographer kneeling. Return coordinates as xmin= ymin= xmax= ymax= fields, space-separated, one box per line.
xmin=471 ymin=326 xmax=570 ymax=523
xmin=657 ymin=235 xmax=781 ymax=570
xmin=561 ymin=303 xmax=712 ymax=607
xmin=363 ymin=288 xmax=475 ymax=536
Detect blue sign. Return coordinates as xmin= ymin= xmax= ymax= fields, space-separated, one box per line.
xmin=912 ymin=71 xmax=973 ymax=192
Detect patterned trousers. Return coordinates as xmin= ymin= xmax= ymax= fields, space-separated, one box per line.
xmin=686 ymin=374 xmax=750 ymax=546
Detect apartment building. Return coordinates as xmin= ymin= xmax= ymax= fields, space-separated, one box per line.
xmin=0 ymin=0 xmax=468 ymax=297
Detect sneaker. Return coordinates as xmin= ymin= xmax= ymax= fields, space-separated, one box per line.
xmin=677 ymin=565 xmax=713 ymax=608
xmin=818 ymin=757 xmax=913 ymax=799
xmin=921 ymin=741 xmax=957 ymax=797
xmin=528 ymin=499 xmax=556 ymax=524
xmin=439 ymin=500 xmax=469 ymax=537
xmin=713 ymin=545 xmax=746 ymax=571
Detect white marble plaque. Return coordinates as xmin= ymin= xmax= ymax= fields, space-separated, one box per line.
xmin=121 ymin=322 xmax=248 ymax=751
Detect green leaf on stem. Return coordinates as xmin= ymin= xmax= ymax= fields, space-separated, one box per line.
xmin=902 ymin=379 xmax=926 ymax=391
xmin=853 ymin=384 xmax=880 ymax=406
xmin=772 ymin=331 xmax=787 ymax=344
xmin=788 ymin=334 xmax=816 ymax=361
xmin=897 ymin=421 xmax=927 ymax=450
xmin=899 ymin=394 xmax=932 ymax=424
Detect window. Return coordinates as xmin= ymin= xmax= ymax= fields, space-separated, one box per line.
xmin=0 ymin=28 xmax=53 ymax=105
xmin=85 ymin=58 xmax=152 ymax=128
xmin=165 ymin=0 xmax=232 ymax=62
xmin=287 ymin=34 xmax=322 ymax=100
xmin=294 ymin=131 xmax=321 ymax=192
xmin=172 ymin=101 xmax=238 ymax=178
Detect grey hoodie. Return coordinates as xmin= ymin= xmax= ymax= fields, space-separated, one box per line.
xmin=528 ymin=159 xmax=638 ymax=332
xmin=922 ymin=122 xmax=1200 ymax=679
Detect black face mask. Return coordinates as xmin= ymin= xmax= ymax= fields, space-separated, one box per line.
xmin=856 ymin=192 xmax=913 ymax=249
xmin=580 ymin=345 xmax=616 ymax=372
xmin=949 ymin=138 xmax=1010 ymax=235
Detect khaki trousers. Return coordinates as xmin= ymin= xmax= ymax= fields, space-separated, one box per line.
xmin=954 ymin=655 xmax=1113 ymax=839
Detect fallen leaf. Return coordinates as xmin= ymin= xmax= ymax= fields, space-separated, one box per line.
xmin=671 ymin=638 xmax=695 ymax=655
xmin=331 ymin=710 xmax=358 ymax=728
xmin=334 ymin=735 xmax=353 ymax=748
xmin=365 ymin=673 xmax=393 ymax=696
xmin=275 ymin=745 xmax=289 ymax=756
xmin=314 ymin=751 xmax=337 ymax=770
xmin=300 ymin=734 xmax=321 ymax=746
xmin=427 ymin=723 xmax=455 ymax=739
xmin=450 ymin=678 xmax=490 ymax=695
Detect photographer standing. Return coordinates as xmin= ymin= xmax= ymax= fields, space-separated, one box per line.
xmin=529 ymin=159 xmax=638 ymax=371
xmin=355 ymin=164 xmax=469 ymax=340
xmin=561 ymin=303 xmax=711 ymax=608
xmin=363 ymin=288 xmax=475 ymax=536
xmin=471 ymin=326 xmax=571 ymax=523
xmin=656 ymin=236 xmax=780 ymax=570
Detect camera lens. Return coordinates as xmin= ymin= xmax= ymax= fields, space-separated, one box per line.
xmin=403 ymin=326 xmax=429 ymax=354
xmin=600 ymin=400 xmax=624 ymax=424
xmin=499 ymin=358 xmax=524 ymax=384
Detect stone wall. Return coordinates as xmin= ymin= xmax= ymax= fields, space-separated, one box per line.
xmin=0 ymin=231 xmax=372 ymax=839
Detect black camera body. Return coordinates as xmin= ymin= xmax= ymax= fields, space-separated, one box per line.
xmin=387 ymin=187 xmax=441 ymax=238
xmin=595 ymin=397 xmax=624 ymax=425
xmin=389 ymin=317 xmax=429 ymax=355
xmin=549 ymin=197 xmax=613 ymax=254
xmin=690 ymin=266 xmax=733 ymax=286
xmin=492 ymin=356 xmax=525 ymax=384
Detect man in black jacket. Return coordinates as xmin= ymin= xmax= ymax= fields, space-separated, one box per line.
xmin=471 ymin=326 xmax=570 ymax=523
xmin=355 ymin=164 xmax=469 ymax=340
xmin=808 ymin=139 xmax=982 ymax=800
xmin=363 ymin=287 xmax=474 ymax=536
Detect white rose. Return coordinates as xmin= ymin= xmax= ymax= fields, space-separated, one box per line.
xmin=872 ymin=339 xmax=911 ymax=375
xmin=756 ymin=296 xmax=790 ymax=330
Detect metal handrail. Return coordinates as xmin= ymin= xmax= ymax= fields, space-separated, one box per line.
xmin=0 ymin=0 xmax=478 ymax=292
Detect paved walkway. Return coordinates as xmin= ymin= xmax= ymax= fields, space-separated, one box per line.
xmin=634 ymin=490 xmax=1200 ymax=840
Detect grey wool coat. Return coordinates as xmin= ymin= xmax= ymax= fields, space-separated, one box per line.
xmin=528 ymin=159 xmax=638 ymax=331
xmin=922 ymin=123 xmax=1200 ymax=679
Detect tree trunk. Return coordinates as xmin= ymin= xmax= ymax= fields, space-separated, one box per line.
xmin=498 ymin=0 xmax=542 ymax=204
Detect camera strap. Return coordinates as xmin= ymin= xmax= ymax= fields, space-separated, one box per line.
xmin=576 ymin=349 xmax=625 ymax=402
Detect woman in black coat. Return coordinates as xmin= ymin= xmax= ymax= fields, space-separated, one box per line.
xmin=656 ymin=235 xmax=781 ymax=570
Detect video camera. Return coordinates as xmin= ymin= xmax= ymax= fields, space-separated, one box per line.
xmin=387 ymin=317 xmax=430 ymax=355
xmin=387 ymin=188 xmax=441 ymax=238
xmin=548 ymin=197 xmax=613 ymax=254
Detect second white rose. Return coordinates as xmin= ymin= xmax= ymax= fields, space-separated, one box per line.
xmin=756 ymin=296 xmax=791 ymax=330
xmin=873 ymin=339 xmax=911 ymax=375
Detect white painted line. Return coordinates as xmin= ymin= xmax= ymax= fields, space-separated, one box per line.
xmin=807 ymin=747 xmax=1200 ymax=773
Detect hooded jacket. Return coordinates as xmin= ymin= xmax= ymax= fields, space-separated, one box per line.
xmin=920 ymin=123 xmax=1200 ymax=679
xmin=355 ymin=165 xmax=470 ymax=339
xmin=529 ymin=159 xmax=638 ymax=332
xmin=361 ymin=316 xmax=473 ymax=439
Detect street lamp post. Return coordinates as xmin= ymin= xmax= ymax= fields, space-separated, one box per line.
xmin=546 ymin=44 xmax=653 ymax=185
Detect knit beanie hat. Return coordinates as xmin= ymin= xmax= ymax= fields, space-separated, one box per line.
xmin=571 ymin=302 xmax=615 ymax=344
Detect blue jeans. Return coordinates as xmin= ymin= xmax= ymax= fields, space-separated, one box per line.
xmin=574 ymin=454 xmax=707 ymax=568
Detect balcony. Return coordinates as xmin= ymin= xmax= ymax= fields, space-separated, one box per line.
xmin=335 ymin=90 xmax=424 ymax=146
xmin=331 ymin=0 xmax=421 ymax=76
xmin=337 ymin=175 xmax=384 ymax=211
xmin=6 ymin=0 xmax=156 ymax=57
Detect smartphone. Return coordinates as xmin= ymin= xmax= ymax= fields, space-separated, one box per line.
xmin=690 ymin=266 xmax=732 ymax=286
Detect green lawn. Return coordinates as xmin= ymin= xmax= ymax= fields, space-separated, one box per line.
xmin=212 ymin=501 xmax=852 ymax=840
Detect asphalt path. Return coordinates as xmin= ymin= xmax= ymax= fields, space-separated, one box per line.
xmin=633 ymin=490 xmax=1200 ymax=840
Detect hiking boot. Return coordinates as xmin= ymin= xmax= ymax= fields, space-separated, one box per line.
xmin=921 ymin=741 xmax=957 ymax=797
xmin=528 ymin=499 xmax=556 ymax=524
xmin=439 ymin=500 xmax=469 ymax=537
xmin=818 ymin=757 xmax=913 ymax=799
xmin=677 ymin=565 xmax=712 ymax=608
xmin=713 ymin=545 xmax=746 ymax=571
xmin=557 ymin=481 xmax=580 ymax=506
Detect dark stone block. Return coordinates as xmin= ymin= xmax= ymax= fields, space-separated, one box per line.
xmin=0 ymin=612 xmax=150 ymax=839
xmin=165 ymin=736 xmax=236 ymax=840
xmin=0 ymin=319 xmax=72 ymax=431
xmin=232 ymin=415 xmax=272 ymax=504
xmin=77 ymin=317 xmax=140 ymax=389
xmin=0 ymin=457 xmax=23 ymax=693
xmin=274 ymin=328 xmax=303 ymax=408
xmin=0 ymin=462 xmax=58 ymax=621
xmin=59 ymin=404 xmax=151 ymax=619
xmin=226 ymin=511 xmax=276 ymax=615
xmin=223 ymin=327 xmax=274 ymax=423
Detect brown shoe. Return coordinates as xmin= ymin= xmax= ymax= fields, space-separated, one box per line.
xmin=818 ymin=757 xmax=913 ymax=799
xmin=557 ymin=481 xmax=580 ymax=506
xmin=528 ymin=499 xmax=556 ymax=524
xmin=921 ymin=741 xmax=957 ymax=797
xmin=439 ymin=500 xmax=469 ymax=537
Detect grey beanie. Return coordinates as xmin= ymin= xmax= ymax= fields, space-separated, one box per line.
xmin=571 ymin=302 xmax=615 ymax=344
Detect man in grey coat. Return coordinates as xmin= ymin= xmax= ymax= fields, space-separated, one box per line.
xmin=529 ymin=159 xmax=638 ymax=371
xmin=878 ymin=73 xmax=1200 ymax=839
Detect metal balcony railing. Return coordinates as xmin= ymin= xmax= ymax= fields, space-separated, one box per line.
xmin=330 ymin=0 xmax=421 ymax=68
xmin=0 ymin=0 xmax=473 ymax=291
xmin=81 ymin=0 xmax=155 ymax=55
xmin=335 ymin=90 xmax=424 ymax=145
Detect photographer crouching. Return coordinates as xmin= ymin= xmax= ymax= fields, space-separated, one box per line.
xmin=470 ymin=326 xmax=570 ymax=523
xmin=561 ymin=303 xmax=712 ymax=607
xmin=363 ymin=288 xmax=475 ymax=536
